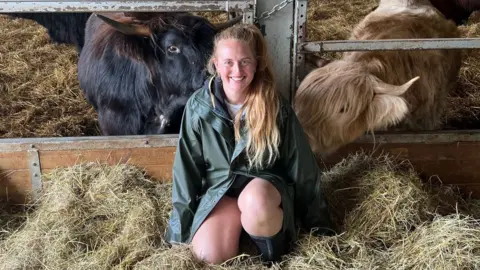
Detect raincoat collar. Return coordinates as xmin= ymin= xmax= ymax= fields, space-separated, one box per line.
xmin=195 ymin=76 xmax=249 ymax=162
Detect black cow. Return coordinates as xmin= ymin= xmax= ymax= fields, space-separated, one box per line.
xmin=3 ymin=12 xmax=91 ymax=52
xmin=78 ymin=12 xmax=241 ymax=135
xmin=429 ymin=0 xmax=480 ymax=25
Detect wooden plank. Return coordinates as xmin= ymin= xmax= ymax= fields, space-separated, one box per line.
xmin=320 ymin=142 xmax=480 ymax=197
xmin=0 ymin=170 xmax=31 ymax=203
xmin=321 ymin=142 xmax=480 ymax=164
xmin=0 ymin=134 xmax=178 ymax=152
xmin=38 ymin=148 xmax=176 ymax=169
xmin=0 ymin=147 xmax=176 ymax=203
xmin=0 ymin=152 xmax=28 ymax=170
xmin=1 ymin=131 xmax=480 ymax=203
xmin=459 ymin=185 xmax=480 ymax=198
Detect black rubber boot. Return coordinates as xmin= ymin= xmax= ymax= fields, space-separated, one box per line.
xmin=249 ymin=229 xmax=286 ymax=263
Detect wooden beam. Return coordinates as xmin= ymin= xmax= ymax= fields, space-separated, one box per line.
xmin=2 ymin=131 xmax=480 ymax=203
xmin=0 ymin=135 xmax=178 ymax=203
xmin=319 ymin=131 xmax=480 ymax=198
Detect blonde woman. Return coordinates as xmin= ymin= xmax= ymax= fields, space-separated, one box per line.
xmin=165 ymin=23 xmax=333 ymax=265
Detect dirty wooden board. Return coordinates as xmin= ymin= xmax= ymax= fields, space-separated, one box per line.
xmin=0 ymin=135 xmax=178 ymax=203
xmin=319 ymin=130 xmax=480 ymax=198
xmin=2 ymin=131 xmax=480 ymax=203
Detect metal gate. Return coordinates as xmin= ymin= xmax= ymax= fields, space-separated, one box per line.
xmin=0 ymin=0 xmax=299 ymax=101
xmin=2 ymin=0 xmax=478 ymax=108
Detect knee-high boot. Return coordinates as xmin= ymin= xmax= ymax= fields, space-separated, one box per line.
xmin=249 ymin=229 xmax=286 ymax=263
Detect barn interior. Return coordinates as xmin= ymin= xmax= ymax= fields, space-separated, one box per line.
xmin=1 ymin=1 xmax=480 ymax=269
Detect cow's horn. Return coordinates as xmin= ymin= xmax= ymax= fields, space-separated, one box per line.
xmin=95 ymin=13 xmax=152 ymax=37
xmin=213 ymin=15 xmax=243 ymax=30
xmin=374 ymin=76 xmax=420 ymax=96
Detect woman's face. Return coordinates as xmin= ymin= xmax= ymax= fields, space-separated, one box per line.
xmin=213 ymin=39 xmax=257 ymax=104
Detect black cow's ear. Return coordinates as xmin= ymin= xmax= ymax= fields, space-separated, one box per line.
xmin=95 ymin=13 xmax=152 ymax=37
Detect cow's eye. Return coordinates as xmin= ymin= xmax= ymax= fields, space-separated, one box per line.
xmin=167 ymin=46 xmax=180 ymax=54
xmin=340 ymin=107 xmax=345 ymax=113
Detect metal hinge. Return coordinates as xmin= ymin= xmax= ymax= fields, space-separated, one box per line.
xmin=27 ymin=144 xmax=42 ymax=200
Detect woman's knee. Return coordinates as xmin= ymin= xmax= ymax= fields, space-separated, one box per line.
xmin=238 ymin=178 xmax=282 ymax=214
xmin=191 ymin=196 xmax=242 ymax=264
xmin=237 ymin=178 xmax=283 ymax=235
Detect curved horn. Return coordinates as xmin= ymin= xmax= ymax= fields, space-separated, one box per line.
xmin=95 ymin=13 xmax=152 ymax=37
xmin=374 ymin=76 xmax=420 ymax=96
xmin=213 ymin=15 xmax=243 ymax=30
xmin=306 ymin=54 xmax=332 ymax=68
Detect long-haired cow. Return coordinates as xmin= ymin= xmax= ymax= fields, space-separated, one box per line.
xmin=78 ymin=13 xmax=240 ymax=135
xmin=3 ymin=12 xmax=91 ymax=52
xmin=294 ymin=0 xmax=462 ymax=155
xmin=429 ymin=0 xmax=480 ymax=25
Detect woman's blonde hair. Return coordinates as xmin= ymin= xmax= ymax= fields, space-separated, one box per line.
xmin=207 ymin=24 xmax=280 ymax=170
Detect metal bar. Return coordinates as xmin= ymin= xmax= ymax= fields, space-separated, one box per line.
xmin=1 ymin=130 xmax=480 ymax=153
xmin=353 ymin=130 xmax=480 ymax=144
xmin=0 ymin=0 xmax=252 ymax=13
xmin=0 ymin=134 xmax=179 ymax=152
xmin=27 ymin=146 xmax=42 ymax=200
xmin=256 ymin=0 xmax=295 ymax=102
xmin=291 ymin=0 xmax=307 ymax=101
xmin=299 ymin=38 xmax=480 ymax=53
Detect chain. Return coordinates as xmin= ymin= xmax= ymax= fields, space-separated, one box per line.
xmin=255 ymin=0 xmax=294 ymax=23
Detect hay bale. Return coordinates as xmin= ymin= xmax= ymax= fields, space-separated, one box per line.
xmin=283 ymin=233 xmax=379 ymax=270
xmin=0 ymin=162 xmax=172 ymax=270
xmin=321 ymin=153 xmax=436 ymax=236
xmin=1 ymin=153 xmax=479 ymax=269
xmin=340 ymin=168 xmax=433 ymax=246
xmin=0 ymin=15 xmax=99 ymax=138
xmin=387 ymin=214 xmax=480 ymax=269
xmin=0 ymin=201 xmax=27 ymax=242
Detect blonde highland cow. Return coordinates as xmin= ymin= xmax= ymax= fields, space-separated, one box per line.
xmin=294 ymin=0 xmax=462 ymax=155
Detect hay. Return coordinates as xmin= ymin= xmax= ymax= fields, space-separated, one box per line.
xmin=388 ymin=214 xmax=480 ymax=269
xmin=0 ymin=152 xmax=479 ymax=269
xmin=306 ymin=1 xmax=480 ymax=129
xmin=0 ymin=15 xmax=99 ymax=138
xmin=0 ymin=201 xmax=27 ymax=242
xmin=0 ymin=162 xmax=172 ymax=269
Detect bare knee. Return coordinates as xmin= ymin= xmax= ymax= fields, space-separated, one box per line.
xmin=238 ymin=178 xmax=283 ymax=236
xmin=191 ymin=196 xmax=242 ymax=264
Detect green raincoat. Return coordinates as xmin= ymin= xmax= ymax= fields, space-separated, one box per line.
xmin=166 ymin=76 xmax=332 ymax=245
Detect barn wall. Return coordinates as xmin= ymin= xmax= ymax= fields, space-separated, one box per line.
xmin=319 ymin=130 xmax=480 ymax=198
xmin=2 ymin=131 xmax=480 ymax=203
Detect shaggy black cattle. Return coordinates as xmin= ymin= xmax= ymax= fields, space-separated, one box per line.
xmin=78 ymin=13 xmax=241 ymax=135
xmin=429 ymin=0 xmax=480 ymax=25
xmin=3 ymin=12 xmax=91 ymax=52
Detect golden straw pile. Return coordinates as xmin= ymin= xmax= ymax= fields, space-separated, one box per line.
xmin=0 ymin=152 xmax=479 ymax=269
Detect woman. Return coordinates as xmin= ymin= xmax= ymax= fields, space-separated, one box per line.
xmin=165 ymin=23 xmax=333 ymax=265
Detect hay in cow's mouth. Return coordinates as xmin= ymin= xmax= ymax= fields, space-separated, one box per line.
xmin=0 ymin=152 xmax=479 ymax=269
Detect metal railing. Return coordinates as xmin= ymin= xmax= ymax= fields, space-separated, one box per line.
xmin=0 ymin=0 xmax=253 ymax=13
xmin=298 ymin=38 xmax=480 ymax=53
xmin=292 ymin=0 xmax=480 ymax=95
